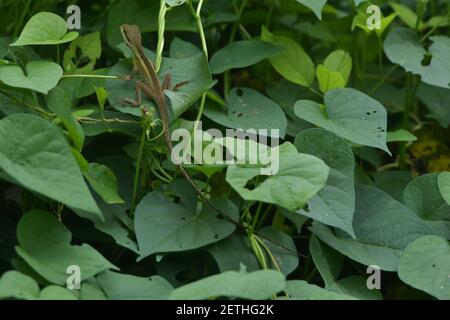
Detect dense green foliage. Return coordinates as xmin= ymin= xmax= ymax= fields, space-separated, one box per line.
xmin=0 ymin=0 xmax=449 ymax=300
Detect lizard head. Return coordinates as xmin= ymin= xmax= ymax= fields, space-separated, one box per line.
xmin=120 ymin=24 xmax=142 ymax=48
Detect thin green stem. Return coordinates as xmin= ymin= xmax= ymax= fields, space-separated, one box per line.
xmin=131 ymin=127 xmax=147 ymax=217
xmin=56 ymin=44 xmax=60 ymax=65
xmin=368 ymin=65 xmax=398 ymax=95
xmin=250 ymin=201 xmax=264 ymax=234
xmin=188 ymin=0 xmax=208 ymax=134
xmin=224 ymin=0 xmax=248 ymax=98
xmin=62 ymin=74 xmax=121 ymax=80
xmin=0 ymin=89 xmax=51 ymax=117
xmin=13 ymin=0 xmax=31 ymax=38
xmin=155 ymin=0 xmax=167 ymax=73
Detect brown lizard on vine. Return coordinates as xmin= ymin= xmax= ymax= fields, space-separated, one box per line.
xmin=120 ymin=24 xmax=304 ymax=258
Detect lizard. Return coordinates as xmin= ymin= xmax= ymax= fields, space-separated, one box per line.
xmin=120 ymin=24 xmax=237 ymax=221
xmin=120 ymin=24 xmax=303 ymax=258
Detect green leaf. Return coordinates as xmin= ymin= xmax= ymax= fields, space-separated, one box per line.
xmin=284 ymin=280 xmax=356 ymax=300
xmin=208 ymin=227 xmax=299 ymax=276
xmin=309 ymin=235 xmax=344 ymax=287
xmin=47 ymin=87 xmax=85 ymax=151
xmin=295 ymin=129 xmax=356 ymax=237
xmin=352 ymin=6 xmax=397 ymax=37
xmin=311 ymin=185 xmax=435 ymax=271
xmin=209 ymin=40 xmax=283 ymax=74
xmin=294 ymin=88 xmax=390 ymax=154
xmin=63 ymin=32 xmax=101 ymax=73
xmin=0 ymin=61 xmax=63 ymax=94
xmin=417 ymin=83 xmax=450 ymax=128
xmin=384 ymin=28 xmax=450 ymax=89
xmin=169 ymin=269 xmax=285 ymax=300
xmin=107 ymin=53 xmax=214 ymax=119
xmin=316 ymin=50 xmax=352 ymax=93
xmin=0 ymin=271 xmax=40 ymax=300
xmin=310 ymin=222 xmax=401 ymax=272
xmin=97 ymin=270 xmax=173 ymax=300
xmin=295 ymin=0 xmax=328 ymax=20
xmin=84 ymin=163 xmax=125 ymax=205
xmin=38 ymin=286 xmax=77 ymax=300
xmin=15 ymin=210 xmax=117 ymax=285
xmin=95 ymin=86 xmax=109 ymax=111
xmin=439 ymin=172 xmax=450 ymax=205
xmin=316 ymin=65 xmax=346 ymax=93
xmin=0 ymin=114 xmax=102 ymax=218
xmin=203 ymin=87 xmax=287 ymax=138
xmin=226 ymin=142 xmax=329 ymax=211
xmin=80 ymin=281 xmax=108 ymax=300
xmin=354 ymin=185 xmax=435 ymax=250
xmin=404 ymin=173 xmax=450 ymax=239
xmin=106 ymin=0 xmax=195 ymax=48
xmin=389 ymin=2 xmax=423 ymax=30
xmin=207 ymin=232 xmax=260 ymax=273
xmin=386 ymin=129 xmax=417 ymax=142
xmin=134 ymin=180 xmax=239 ymax=259
xmin=329 ymin=276 xmax=383 ymax=300
xmin=11 ymin=12 xmax=78 ymax=46
xmin=261 ymin=26 xmax=315 ymax=87
xmin=398 ymin=235 xmax=450 ymax=300
xmin=170 ymin=37 xmax=201 ymax=59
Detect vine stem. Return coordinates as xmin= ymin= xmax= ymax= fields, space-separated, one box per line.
xmin=224 ymin=0 xmax=247 ymax=100
xmin=155 ymin=0 xmax=167 ymax=73
xmin=131 ymin=127 xmax=147 ymax=217
xmin=62 ymin=74 xmax=121 ymax=80
xmin=188 ymin=0 xmax=208 ymax=134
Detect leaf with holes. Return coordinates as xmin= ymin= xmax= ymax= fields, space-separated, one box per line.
xmin=134 ymin=180 xmax=239 ymax=259
xmin=294 ymin=88 xmax=390 ymax=154
xmin=398 ymin=235 xmax=450 ymax=300
xmin=203 ymin=87 xmax=287 ymax=138
xmin=226 ymin=142 xmax=329 ymax=212
xmin=384 ymin=28 xmax=450 ymax=89
xmin=295 ymin=129 xmax=356 ymax=237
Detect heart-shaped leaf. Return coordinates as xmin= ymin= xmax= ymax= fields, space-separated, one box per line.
xmin=294 ymin=88 xmax=390 ymax=154
xmin=384 ymin=28 xmax=450 ymax=89
xmin=169 ymin=269 xmax=285 ymax=300
xmin=203 ymin=87 xmax=287 ymax=138
xmin=0 ymin=114 xmax=102 ymax=218
xmin=226 ymin=142 xmax=329 ymax=211
xmin=295 ymin=129 xmax=356 ymax=237
xmin=11 ymin=12 xmax=78 ymax=46
xmin=209 ymin=40 xmax=284 ymax=74
xmin=261 ymin=26 xmax=315 ymax=87
xmin=295 ymin=0 xmax=328 ymax=20
xmin=134 ymin=180 xmax=239 ymax=259
xmin=15 ymin=211 xmax=117 ymax=285
xmin=404 ymin=173 xmax=450 ymax=239
xmin=439 ymin=172 xmax=450 ymax=205
xmin=398 ymin=235 xmax=450 ymax=300
xmin=107 ymin=52 xmax=214 ymax=119
xmin=97 ymin=270 xmax=173 ymax=300
xmin=0 ymin=61 xmax=63 ymax=94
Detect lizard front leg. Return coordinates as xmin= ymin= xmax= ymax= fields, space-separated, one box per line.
xmin=122 ymin=80 xmax=155 ymax=107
